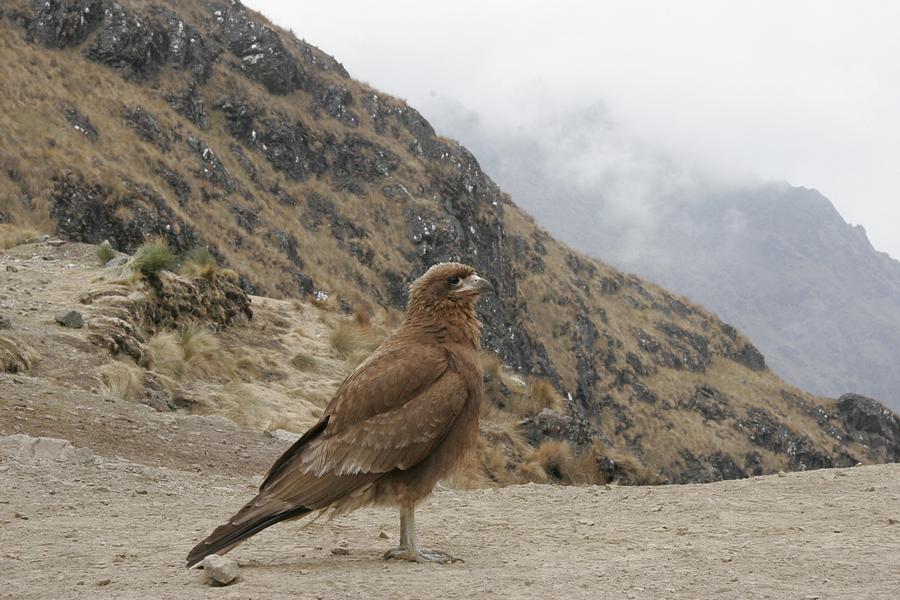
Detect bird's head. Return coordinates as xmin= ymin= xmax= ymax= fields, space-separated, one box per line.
xmin=407 ymin=262 xmax=494 ymax=317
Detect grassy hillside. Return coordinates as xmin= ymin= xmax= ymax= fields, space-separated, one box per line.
xmin=2 ymin=0 xmax=898 ymax=484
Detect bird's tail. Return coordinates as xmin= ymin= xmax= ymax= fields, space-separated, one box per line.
xmin=185 ymin=503 xmax=311 ymax=568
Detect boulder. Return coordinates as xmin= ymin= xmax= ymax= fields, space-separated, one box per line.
xmin=837 ymin=393 xmax=900 ymax=461
xmin=55 ymin=309 xmax=84 ymax=328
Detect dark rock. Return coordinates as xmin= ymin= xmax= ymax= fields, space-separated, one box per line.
xmin=519 ymin=409 xmax=595 ymax=448
xmin=26 ymin=0 xmax=103 ymax=48
xmin=51 ymin=176 xmax=200 ymax=253
xmin=676 ymin=450 xmax=746 ymax=484
xmin=258 ymin=120 xmax=325 ymax=181
xmin=631 ymin=382 xmax=657 ymax=404
xmin=684 ymin=385 xmax=732 ymax=421
xmin=332 ymin=136 xmax=398 ymax=194
xmin=217 ymin=96 xmax=257 ymax=143
xmin=744 ymin=452 xmax=764 ymax=476
xmin=187 ymin=138 xmax=234 ymax=192
xmin=310 ymin=82 xmax=358 ymax=126
xmin=55 ymin=309 xmax=84 ymax=328
xmin=149 ymin=7 xmax=215 ymax=83
xmin=155 ymin=163 xmax=191 ymax=204
xmin=63 ymin=107 xmax=98 ymax=141
xmin=655 ymin=321 xmax=711 ymax=372
xmin=229 ymin=144 xmax=257 ymax=182
xmin=836 ymin=393 xmax=900 ymax=462
xmin=124 ymin=107 xmax=163 ymax=144
xmin=738 ymin=406 xmax=834 ymax=471
xmin=165 ymin=83 xmax=208 ymax=129
xmin=731 ymin=342 xmax=767 ymax=371
xmin=216 ymin=2 xmax=305 ymax=94
xmin=84 ymin=4 xmax=169 ymax=80
xmin=0 ymin=315 xmax=12 ymax=329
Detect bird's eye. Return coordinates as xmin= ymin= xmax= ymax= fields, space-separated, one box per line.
xmin=447 ymin=276 xmax=461 ymax=287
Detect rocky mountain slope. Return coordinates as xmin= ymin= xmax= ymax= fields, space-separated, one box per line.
xmin=426 ymin=103 xmax=900 ymax=412
xmin=1 ymin=0 xmax=899 ymax=484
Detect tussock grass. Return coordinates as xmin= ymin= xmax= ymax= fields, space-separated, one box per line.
xmin=140 ymin=332 xmax=185 ymax=379
xmin=98 ymin=360 xmax=144 ymax=401
xmin=141 ymin=326 xmax=232 ymax=382
xmin=96 ymin=240 xmax=116 ymax=264
xmin=178 ymin=246 xmax=218 ymax=280
xmin=133 ymin=237 xmax=176 ymax=278
xmin=525 ymin=440 xmax=574 ymax=482
xmin=0 ymin=335 xmax=39 ymax=373
xmin=0 ymin=224 xmax=40 ymax=250
xmin=510 ymin=378 xmax=563 ymax=417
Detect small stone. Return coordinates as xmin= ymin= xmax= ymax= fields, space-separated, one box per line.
xmin=650 ymin=505 xmax=663 ymax=512
xmin=268 ymin=429 xmax=301 ymax=443
xmin=202 ymin=554 xmax=239 ymax=586
xmin=105 ymin=255 xmax=128 ymax=268
xmin=41 ymin=255 xmax=56 ymax=261
xmin=331 ymin=547 xmax=350 ymax=555
xmin=0 ymin=315 xmax=11 ymax=329
xmin=14 ymin=512 xmax=28 ymax=520
xmin=577 ymin=519 xmax=595 ymax=526
xmin=55 ymin=310 xmax=84 ymax=329
xmin=6 ymin=265 xmax=18 ymax=272
xmin=97 ymin=579 xmax=111 ymax=586
xmin=378 ymin=531 xmax=389 ymax=539
xmin=888 ymin=517 xmax=899 ymax=525
xmin=604 ymin=484 xmax=613 ymax=490
xmin=777 ymin=471 xmax=786 ymax=477
xmin=48 ymin=239 xmax=65 ymax=247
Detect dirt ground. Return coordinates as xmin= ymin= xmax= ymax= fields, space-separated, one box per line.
xmin=2 ymin=424 xmax=899 ymax=600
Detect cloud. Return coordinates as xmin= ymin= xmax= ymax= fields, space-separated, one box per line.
xmin=247 ymin=0 xmax=900 ymax=259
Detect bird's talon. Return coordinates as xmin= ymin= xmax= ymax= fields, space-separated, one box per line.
xmin=383 ymin=547 xmax=459 ymax=564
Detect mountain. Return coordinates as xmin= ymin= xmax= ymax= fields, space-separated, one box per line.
xmin=426 ymin=101 xmax=900 ymax=412
xmin=1 ymin=0 xmax=898 ymax=484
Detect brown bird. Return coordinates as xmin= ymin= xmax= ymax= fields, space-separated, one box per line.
xmin=186 ymin=262 xmax=493 ymax=567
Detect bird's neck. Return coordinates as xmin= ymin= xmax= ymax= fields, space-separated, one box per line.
xmin=405 ymin=301 xmax=482 ymax=349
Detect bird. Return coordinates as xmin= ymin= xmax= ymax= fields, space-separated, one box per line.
xmin=185 ymin=262 xmax=494 ymax=567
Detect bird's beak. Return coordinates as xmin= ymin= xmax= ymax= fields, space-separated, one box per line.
xmin=469 ymin=275 xmax=495 ymax=295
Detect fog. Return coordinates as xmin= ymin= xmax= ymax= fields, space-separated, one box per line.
xmin=248 ymin=0 xmax=900 ymax=259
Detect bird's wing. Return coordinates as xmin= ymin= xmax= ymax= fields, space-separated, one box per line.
xmin=261 ymin=341 xmax=467 ymax=488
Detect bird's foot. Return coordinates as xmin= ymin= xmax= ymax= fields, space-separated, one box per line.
xmin=383 ymin=546 xmax=461 ymax=564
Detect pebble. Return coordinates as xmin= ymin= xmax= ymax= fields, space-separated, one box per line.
xmin=777 ymin=471 xmax=786 ymax=477
xmin=0 ymin=315 xmax=11 ymax=329
xmin=378 ymin=531 xmax=389 ymax=539
xmin=888 ymin=517 xmax=899 ymax=525
xmin=578 ymin=519 xmax=595 ymax=526
xmin=331 ymin=547 xmax=350 ymax=555
xmin=202 ymin=554 xmax=239 ymax=586
xmin=97 ymin=579 xmax=111 ymax=587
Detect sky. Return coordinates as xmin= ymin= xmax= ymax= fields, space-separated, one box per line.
xmin=247 ymin=0 xmax=900 ymax=259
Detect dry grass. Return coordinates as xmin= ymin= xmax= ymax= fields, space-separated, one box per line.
xmin=509 ymin=378 xmax=563 ymax=417
xmin=178 ymin=246 xmax=218 ymax=280
xmin=98 ymin=360 xmax=144 ymax=402
xmin=524 ymin=440 xmax=574 ymax=483
xmin=140 ymin=332 xmax=185 ymax=379
xmin=0 ymin=224 xmax=41 ymax=250
xmin=290 ymin=351 xmax=317 ymax=371
xmin=180 ymin=325 xmax=232 ymax=379
xmin=0 ymin=335 xmax=39 ymax=373
xmin=133 ymin=238 xmax=176 ymax=278
xmin=96 ymin=241 xmax=116 ymax=264
xmin=329 ymin=320 xmax=375 ymax=359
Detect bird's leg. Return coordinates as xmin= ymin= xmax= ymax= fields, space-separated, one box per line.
xmin=382 ymin=507 xmax=460 ymax=564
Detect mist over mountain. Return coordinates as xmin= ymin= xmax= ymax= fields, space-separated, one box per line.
xmin=426 ymin=98 xmax=900 ymax=411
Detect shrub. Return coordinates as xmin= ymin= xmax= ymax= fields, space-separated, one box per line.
xmin=133 ymin=238 xmax=176 ymax=278
xmin=96 ymin=240 xmax=116 ymax=264
xmin=98 ymin=360 xmax=144 ymax=401
xmin=526 ymin=440 xmax=574 ymax=483
xmin=0 ymin=224 xmax=40 ymax=250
